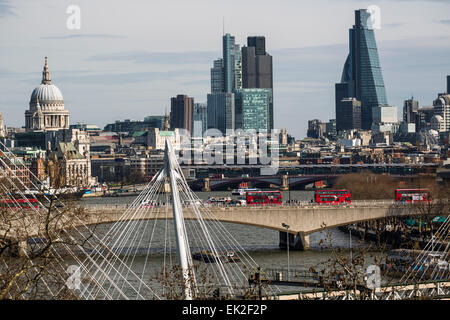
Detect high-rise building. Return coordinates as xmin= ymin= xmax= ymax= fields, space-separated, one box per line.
xmin=372 ymin=104 xmax=398 ymax=125
xmin=447 ymin=75 xmax=450 ymax=94
xmin=143 ymin=116 xmax=165 ymax=130
xmin=242 ymin=36 xmax=273 ymax=130
xmin=211 ymin=59 xmax=224 ymax=93
xmin=335 ymin=9 xmax=388 ymax=130
xmin=307 ymin=119 xmax=325 ymax=139
xmin=336 ymin=98 xmax=361 ymax=131
xmin=335 ymin=83 xmax=349 ymax=120
xmin=193 ymin=103 xmax=207 ymax=137
xmin=403 ymin=98 xmax=419 ymax=124
xmin=0 ymin=112 xmax=6 ymax=138
xmin=207 ymin=33 xmax=240 ymax=133
xmin=417 ymin=106 xmax=435 ymax=131
xmin=170 ymin=95 xmax=193 ymax=134
xmin=233 ymin=45 xmax=242 ymax=91
xmin=247 ymin=36 xmax=266 ymax=55
xmin=433 ymin=94 xmax=450 ymax=132
xmin=325 ymin=119 xmax=337 ymax=140
xmin=223 ymin=34 xmax=241 ymax=93
xmin=207 ymin=93 xmax=234 ymax=133
xmin=234 ymin=88 xmax=271 ymax=131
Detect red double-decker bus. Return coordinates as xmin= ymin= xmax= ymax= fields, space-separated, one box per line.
xmin=395 ymin=189 xmax=432 ymax=203
xmin=246 ymin=191 xmax=283 ymax=206
xmin=314 ymin=189 xmax=351 ymax=205
xmin=0 ymin=198 xmax=39 ymax=210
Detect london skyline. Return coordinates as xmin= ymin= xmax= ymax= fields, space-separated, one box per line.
xmin=1 ymin=0 xmax=450 ymax=138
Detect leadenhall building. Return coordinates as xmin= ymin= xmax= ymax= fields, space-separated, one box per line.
xmin=25 ymin=57 xmax=70 ymax=132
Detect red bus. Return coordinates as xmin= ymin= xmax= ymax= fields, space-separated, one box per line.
xmin=395 ymin=189 xmax=432 ymax=203
xmin=246 ymin=191 xmax=283 ymax=206
xmin=314 ymin=189 xmax=351 ymax=205
xmin=0 ymin=198 xmax=39 ymax=210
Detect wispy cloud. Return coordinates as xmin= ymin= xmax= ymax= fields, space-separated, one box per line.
xmin=0 ymin=0 xmax=15 ymax=18
xmin=438 ymin=19 xmax=450 ymax=25
xmin=41 ymin=34 xmax=126 ymax=40
xmin=384 ymin=23 xmax=404 ymax=28
xmin=87 ymin=50 xmax=218 ymax=65
xmin=57 ymin=70 xmax=208 ymax=85
xmin=359 ymin=0 xmax=450 ymax=3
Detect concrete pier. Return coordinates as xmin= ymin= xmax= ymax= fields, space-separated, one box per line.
xmin=279 ymin=231 xmax=310 ymax=251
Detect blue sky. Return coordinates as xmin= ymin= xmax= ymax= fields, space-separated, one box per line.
xmin=0 ymin=0 xmax=449 ymax=138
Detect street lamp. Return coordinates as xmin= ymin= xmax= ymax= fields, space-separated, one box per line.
xmin=282 ymin=223 xmax=290 ymax=281
xmin=287 ymin=172 xmax=291 ymax=204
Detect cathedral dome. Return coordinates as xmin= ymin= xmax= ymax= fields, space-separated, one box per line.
xmin=25 ymin=57 xmax=70 ymax=132
xmin=29 ymin=57 xmax=64 ymax=107
xmin=30 ymin=83 xmax=64 ymax=104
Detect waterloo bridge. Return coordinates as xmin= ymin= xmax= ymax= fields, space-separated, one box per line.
xmin=79 ymin=201 xmax=442 ymax=251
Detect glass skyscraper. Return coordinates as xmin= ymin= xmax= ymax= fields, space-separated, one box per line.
xmin=242 ymin=36 xmax=273 ymax=130
xmin=234 ymin=88 xmax=271 ymax=131
xmin=207 ymin=33 xmax=240 ymax=133
xmin=193 ymin=103 xmax=207 ymax=137
xmin=210 ymin=59 xmax=224 ymax=93
xmin=337 ymin=9 xmax=388 ymax=130
xmin=207 ymin=93 xmax=235 ymax=133
xmin=222 ymin=34 xmax=241 ymax=93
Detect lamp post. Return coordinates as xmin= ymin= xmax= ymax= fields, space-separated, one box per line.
xmin=349 ymin=226 xmax=353 ymax=262
xmin=282 ymin=223 xmax=290 ymax=281
xmin=287 ymin=172 xmax=291 ymax=204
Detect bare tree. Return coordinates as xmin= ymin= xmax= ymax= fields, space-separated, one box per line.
xmin=0 ymin=173 xmax=99 ymax=300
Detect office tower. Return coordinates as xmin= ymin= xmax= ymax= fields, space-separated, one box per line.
xmin=447 ymin=75 xmax=450 ymax=94
xmin=242 ymin=46 xmax=257 ymax=88
xmin=0 ymin=112 xmax=6 ymax=138
xmin=207 ymin=93 xmax=235 ymax=133
xmin=234 ymin=88 xmax=271 ymax=131
xmin=233 ymin=45 xmax=242 ymax=91
xmin=211 ymin=59 xmax=224 ymax=93
xmin=223 ymin=33 xmax=241 ymax=93
xmin=403 ymin=98 xmax=419 ymax=124
xmin=433 ymin=94 xmax=450 ymax=132
xmin=372 ymin=104 xmax=397 ymax=125
xmin=170 ymin=95 xmax=193 ymax=134
xmin=417 ymin=106 xmax=435 ymax=131
xmin=207 ymin=33 xmax=240 ymax=133
xmin=241 ymin=36 xmax=274 ymax=130
xmin=242 ymin=37 xmax=273 ymax=89
xmin=336 ymin=98 xmax=362 ymax=131
xmin=335 ymin=9 xmax=388 ymax=130
xmin=335 ymin=82 xmax=349 ymax=124
xmin=193 ymin=103 xmax=207 ymax=137
xmin=247 ymin=36 xmax=266 ymax=55
xmin=143 ymin=116 xmax=165 ymax=130
xmin=307 ymin=119 xmax=325 ymax=139
xmin=325 ymin=119 xmax=337 ymax=140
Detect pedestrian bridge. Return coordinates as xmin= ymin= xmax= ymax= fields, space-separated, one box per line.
xmin=81 ymin=201 xmax=439 ymax=250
